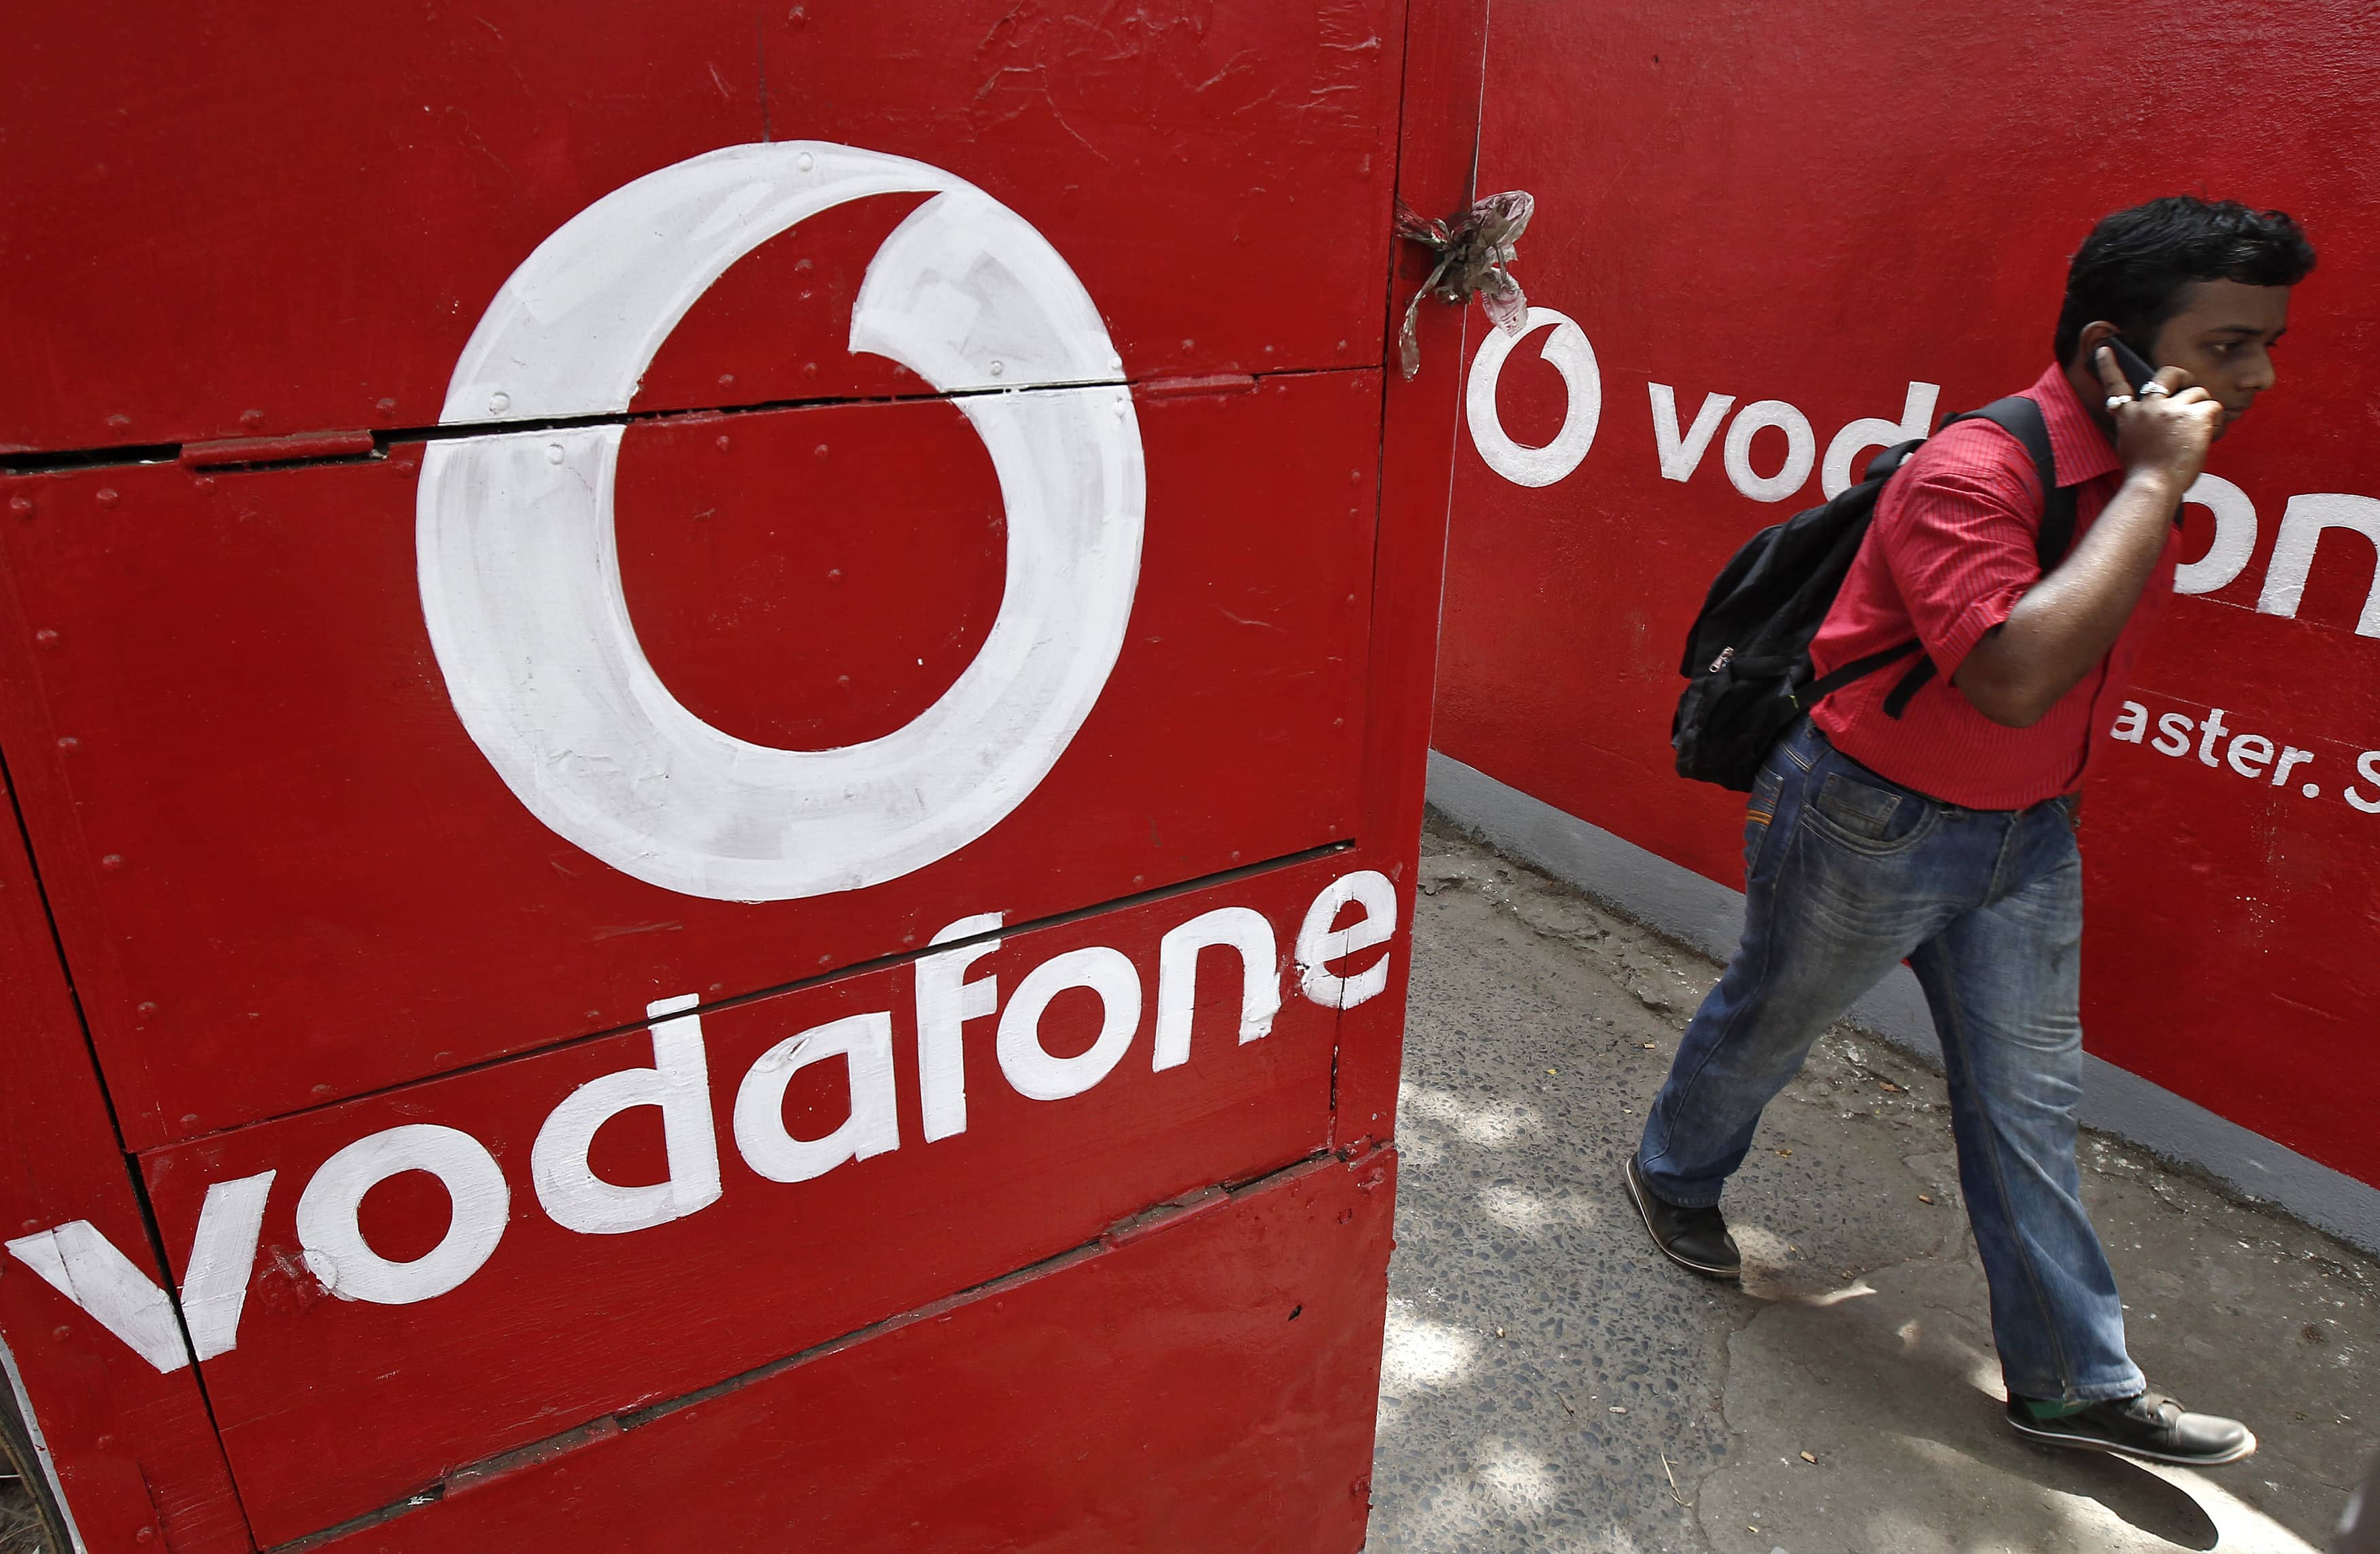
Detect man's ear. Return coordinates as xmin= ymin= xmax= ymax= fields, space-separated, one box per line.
xmin=2072 ymin=318 xmax=2122 ymax=366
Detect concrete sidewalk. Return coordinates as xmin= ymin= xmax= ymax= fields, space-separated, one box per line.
xmin=1367 ymin=820 xmax=2379 ymax=1554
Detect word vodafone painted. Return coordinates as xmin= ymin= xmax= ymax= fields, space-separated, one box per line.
xmin=420 ymin=141 xmax=1145 ymax=903
xmin=1465 ymin=307 xmax=2380 ymax=640
xmin=4 ymin=869 xmax=1395 ymax=1373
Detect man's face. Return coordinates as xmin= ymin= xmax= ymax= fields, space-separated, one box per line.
xmin=2147 ymin=278 xmax=2292 ymax=438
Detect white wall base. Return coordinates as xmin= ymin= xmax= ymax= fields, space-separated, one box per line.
xmin=1427 ymin=749 xmax=2380 ymax=1257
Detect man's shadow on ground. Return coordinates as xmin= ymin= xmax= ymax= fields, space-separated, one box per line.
xmin=1725 ymin=1235 xmax=2225 ymax=1552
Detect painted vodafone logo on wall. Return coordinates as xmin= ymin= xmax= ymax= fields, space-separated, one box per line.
xmin=418 ymin=141 xmax=1146 ymax=902
xmin=1467 ymin=303 xmax=2380 ymax=640
xmin=1465 ymin=307 xmax=1601 ymax=488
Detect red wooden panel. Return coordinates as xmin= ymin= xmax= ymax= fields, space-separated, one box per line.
xmin=0 ymin=760 xmax=251 ymax=1552
xmin=0 ymin=14 xmax=1472 ymax=1551
xmin=1336 ymin=0 xmax=1491 ymax=1151
xmin=135 ymin=852 xmax=1401 ymax=1542
xmin=0 ymin=373 xmax=1377 ymax=1149
xmin=0 ymin=0 xmax=1404 ymax=453
xmin=1433 ymin=0 xmax=2380 ymax=1180
xmin=316 ymin=1148 xmax=1395 ymax=1554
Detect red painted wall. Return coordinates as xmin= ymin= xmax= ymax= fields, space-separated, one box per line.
xmin=1435 ymin=3 xmax=2380 ymax=1184
xmin=0 ymin=2 xmax=1487 ymax=1547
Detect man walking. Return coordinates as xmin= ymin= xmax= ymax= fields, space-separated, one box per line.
xmin=1625 ymin=197 xmax=2315 ymax=1466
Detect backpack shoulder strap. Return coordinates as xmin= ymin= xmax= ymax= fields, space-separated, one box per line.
xmin=1946 ymin=396 xmax=2078 ymax=569
xmin=1801 ymin=639 xmax=1923 ymax=705
xmin=1877 ymin=396 xmax=2077 ymax=720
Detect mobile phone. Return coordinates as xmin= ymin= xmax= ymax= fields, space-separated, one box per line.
xmin=2105 ymin=335 xmax=2159 ymax=394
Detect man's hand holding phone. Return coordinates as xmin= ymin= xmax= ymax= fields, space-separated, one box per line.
xmin=1955 ymin=335 xmax=2228 ymax=726
xmin=2093 ymin=340 xmax=2221 ymax=496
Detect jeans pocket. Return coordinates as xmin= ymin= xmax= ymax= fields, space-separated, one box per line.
xmin=1807 ymin=770 xmax=1933 ymax=852
xmin=1744 ymin=765 xmax=1785 ymax=877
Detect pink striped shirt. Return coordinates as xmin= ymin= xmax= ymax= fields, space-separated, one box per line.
xmin=1809 ymin=363 xmax=2179 ymax=809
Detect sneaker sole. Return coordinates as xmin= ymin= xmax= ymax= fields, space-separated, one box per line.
xmin=2006 ymin=1412 xmax=2258 ymax=1467
xmin=1622 ymin=1157 xmax=1740 ymax=1281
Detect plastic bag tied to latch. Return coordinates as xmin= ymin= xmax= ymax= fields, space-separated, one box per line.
xmin=1394 ymin=190 xmax=1534 ymax=379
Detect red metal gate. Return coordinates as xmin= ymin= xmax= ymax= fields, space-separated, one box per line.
xmin=0 ymin=3 xmax=1488 ymax=1547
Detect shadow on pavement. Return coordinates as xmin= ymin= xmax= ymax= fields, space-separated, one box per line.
xmin=1367 ymin=822 xmax=2367 ymax=1554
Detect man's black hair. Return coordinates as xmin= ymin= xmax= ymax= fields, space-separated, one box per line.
xmin=2054 ymin=197 xmax=2315 ymax=364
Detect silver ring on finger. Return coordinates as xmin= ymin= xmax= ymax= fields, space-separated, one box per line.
xmin=2138 ymin=381 xmax=2172 ymax=397
xmin=2105 ymin=394 xmax=2134 ymax=412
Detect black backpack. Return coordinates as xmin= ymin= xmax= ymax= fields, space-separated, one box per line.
xmin=1670 ymin=397 xmax=2077 ymax=791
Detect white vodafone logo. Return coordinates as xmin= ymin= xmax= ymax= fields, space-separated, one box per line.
xmin=418 ymin=141 xmax=1145 ymax=902
xmin=1464 ymin=305 xmax=1601 ymax=488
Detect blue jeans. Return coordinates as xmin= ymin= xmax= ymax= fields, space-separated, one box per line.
xmin=1637 ymin=719 xmax=2143 ymax=1404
